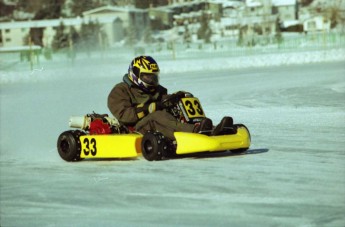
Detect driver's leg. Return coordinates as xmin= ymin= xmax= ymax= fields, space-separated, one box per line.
xmin=135 ymin=111 xmax=195 ymax=140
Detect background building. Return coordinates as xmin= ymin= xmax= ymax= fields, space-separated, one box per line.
xmin=0 ymin=0 xmax=343 ymax=49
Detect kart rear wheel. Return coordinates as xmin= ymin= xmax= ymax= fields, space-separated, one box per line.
xmin=57 ymin=130 xmax=84 ymax=162
xmin=141 ymin=132 xmax=167 ymax=161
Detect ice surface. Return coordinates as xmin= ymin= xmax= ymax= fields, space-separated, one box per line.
xmin=0 ymin=50 xmax=345 ymax=226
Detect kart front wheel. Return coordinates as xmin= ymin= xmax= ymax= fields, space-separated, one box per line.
xmin=141 ymin=132 xmax=167 ymax=161
xmin=57 ymin=130 xmax=84 ymax=162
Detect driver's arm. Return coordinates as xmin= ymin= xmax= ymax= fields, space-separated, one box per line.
xmin=108 ymin=84 xmax=140 ymax=125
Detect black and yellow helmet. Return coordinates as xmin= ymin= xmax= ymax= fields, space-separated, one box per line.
xmin=128 ymin=56 xmax=160 ymax=92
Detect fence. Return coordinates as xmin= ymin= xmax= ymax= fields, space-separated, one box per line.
xmin=97 ymin=32 xmax=345 ymax=61
xmin=1 ymin=32 xmax=344 ymax=68
xmin=162 ymin=32 xmax=345 ymax=60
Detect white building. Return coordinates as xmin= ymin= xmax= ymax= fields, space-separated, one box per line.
xmin=0 ymin=5 xmax=149 ymax=48
xmin=82 ymin=5 xmax=149 ymax=43
xmin=272 ymin=0 xmax=297 ymax=21
xmin=303 ymin=15 xmax=331 ymax=33
xmin=0 ymin=18 xmax=84 ymax=48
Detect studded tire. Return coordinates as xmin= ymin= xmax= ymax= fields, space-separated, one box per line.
xmin=57 ymin=130 xmax=85 ymax=162
xmin=141 ymin=132 xmax=168 ymax=161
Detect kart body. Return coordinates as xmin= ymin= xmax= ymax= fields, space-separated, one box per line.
xmin=57 ymin=94 xmax=251 ymax=161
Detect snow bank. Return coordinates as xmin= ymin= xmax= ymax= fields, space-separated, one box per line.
xmin=159 ymin=48 xmax=345 ymax=74
xmin=0 ymin=48 xmax=344 ymax=84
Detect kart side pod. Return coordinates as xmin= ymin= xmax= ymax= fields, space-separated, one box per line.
xmin=57 ymin=130 xmax=142 ymax=161
xmin=141 ymin=124 xmax=251 ymax=161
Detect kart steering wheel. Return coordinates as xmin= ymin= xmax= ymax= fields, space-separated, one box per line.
xmin=161 ymin=91 xmax=191 ymax=108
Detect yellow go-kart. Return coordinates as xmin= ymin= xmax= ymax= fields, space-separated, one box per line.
xmin=57 ymin=92 xmax=251 ymax=161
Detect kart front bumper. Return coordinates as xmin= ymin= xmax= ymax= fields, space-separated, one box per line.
xmin=174 ymin=126 xmax=251 ymax=155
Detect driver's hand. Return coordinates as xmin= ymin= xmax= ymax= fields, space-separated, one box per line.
xmin=165 ymin=91 xmax=185 ymax=102
xmin=148 ymin=102 xmax=164 ymax=113
xmin=136 ymin=102 xmax=164 ymax=119
xmin=174 ymin=91 xmax=185 ymax=98
xmin=173 ymin=91 xmax=193 ymax=98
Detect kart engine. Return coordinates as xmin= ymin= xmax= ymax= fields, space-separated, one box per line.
xmin=69 ymin=113 xmax=127 ymax=135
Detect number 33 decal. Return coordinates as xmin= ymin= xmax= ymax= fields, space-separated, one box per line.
xmin=182 ymin=98 xmax=205 ymax=118
xmin=83 ymin=138 xmax=97 ymax=156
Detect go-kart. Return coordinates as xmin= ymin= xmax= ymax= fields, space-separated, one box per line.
xmin=57 ymin=92 xmax=251 ymax=161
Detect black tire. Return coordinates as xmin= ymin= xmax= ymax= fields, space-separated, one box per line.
xmin=57 ymin=130 xmax=84 ymax=162
xmin=141 ymin=132 xmax=167 ymax=161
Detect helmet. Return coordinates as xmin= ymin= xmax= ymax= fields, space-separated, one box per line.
xmin=128 ymin=56 xmax=160 ymax=92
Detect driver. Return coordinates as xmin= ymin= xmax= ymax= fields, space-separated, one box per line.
xmin=107 ymin=55 xmax=213 ymax=140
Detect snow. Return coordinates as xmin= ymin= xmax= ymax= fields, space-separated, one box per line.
xmin=272 ymin=0 xmax=296 ymax=6
xmin=0 ymin=45 xmax=41 ymax=53
xmin=83 ymin=5 xmax=147 ymax=15
xmin=245 ymin=0 xmax=262 ymax=8
xmin=310 ymin=0 xmax=345 ymax=9
xmin=1 ymin=47 xmax=345 ymax=84
xmin=1 ymin=47 xmax=345 ymax=226
xmin=281 ymin=19 xmax=300 ymax=28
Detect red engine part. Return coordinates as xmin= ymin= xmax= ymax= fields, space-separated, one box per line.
xmin=89 ymin=119 xmax=112 ymax=135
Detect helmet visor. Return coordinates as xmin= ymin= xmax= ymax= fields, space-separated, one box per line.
xmin=140 ymin=73 xmax=159 ymax=87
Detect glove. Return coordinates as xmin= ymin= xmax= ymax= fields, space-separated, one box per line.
xmin=163 ymin=91 xmax=186 ymax=104
xmin=136 ymin=102 xmax=163 ymax=119
xmin=147 ymin=101 xmax=164 ymax=113
xmin=172 ymin=91 xmax=193 ymax=99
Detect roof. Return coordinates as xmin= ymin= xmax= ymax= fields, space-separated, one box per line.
xmin=0 ymin=18 xmax=84 ymax=29
xmin=208 ymin=0 xmax=243 ymax=8
xmin=151 ymin=0 xmax=206 ymax=13
xmin=82 ymin=5 xmax=147 ymax=16
xmin=0 ymin=5 xmax=149 ymax=30
xmin=0 ymin=16 xmax=118 ymax=30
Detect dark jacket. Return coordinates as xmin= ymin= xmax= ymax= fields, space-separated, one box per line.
xmin=108 ymin=74 xmax=168 ymax=126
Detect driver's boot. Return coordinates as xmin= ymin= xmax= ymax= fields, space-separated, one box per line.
xmin=212 ymin=116 xmax=235 ymax=135
xmin=194 ymin=118 xmax=213 ymax=135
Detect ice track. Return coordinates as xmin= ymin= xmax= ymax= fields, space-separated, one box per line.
xmin=1 ymin=60 xmax=345 ymax=226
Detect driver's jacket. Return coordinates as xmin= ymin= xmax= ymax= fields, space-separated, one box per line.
xmin=107 ymin=74 xmax=194 ymax=139
xmin=108 ymin=74 xmax=168 ymax=126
